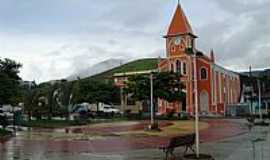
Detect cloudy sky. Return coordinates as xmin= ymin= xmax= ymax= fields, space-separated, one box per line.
xmin=0 ymin=0 xmax=269 ymax=82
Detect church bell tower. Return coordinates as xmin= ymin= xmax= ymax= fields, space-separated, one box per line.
xmin=164 ymin=3 xmax=197 ymax=58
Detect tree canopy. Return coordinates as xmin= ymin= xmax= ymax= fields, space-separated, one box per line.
xmin=124 ymin=72 xmax=186 ymax=103
xmin=0 ymin=58 xmax=23 ymax=105
xmin=72 ymin=79 xmax=120 ymax=105
xmin=0 ymin=58 xmax=22 ymax=80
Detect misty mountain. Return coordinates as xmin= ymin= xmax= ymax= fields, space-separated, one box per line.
xmin=67 ymin=58 xmax=126 ymax=81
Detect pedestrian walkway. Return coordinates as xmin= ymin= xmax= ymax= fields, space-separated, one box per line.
xmin=79 ymin=124 xmax=269 ymax=160
xmin=70 ymin=119 xmax=269 ymax=160
xmin=223 ymin=125 xmax=270 ymax=160
xmin=0 ymin=119 xmax=258 ymax=160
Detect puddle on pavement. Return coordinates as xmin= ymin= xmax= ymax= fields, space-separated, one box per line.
xmin=0 ymin=124 xmax=133 ymax=160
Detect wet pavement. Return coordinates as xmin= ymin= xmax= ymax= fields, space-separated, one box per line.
xmin=0 ymin=119 xmax=249 ymax=160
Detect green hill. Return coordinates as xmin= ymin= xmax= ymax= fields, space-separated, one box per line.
xmin=88 ymin=58 xmax=159 ymax=80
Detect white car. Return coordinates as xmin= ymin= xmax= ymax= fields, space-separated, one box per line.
xmin=0 ymin=109 xmax=14 ymax=123
xmin=103 ymin=106 xmax=120 ymax=114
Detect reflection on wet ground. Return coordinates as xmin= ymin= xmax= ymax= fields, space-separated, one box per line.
xmin=0 ymin=119 xmax=250 ymax=160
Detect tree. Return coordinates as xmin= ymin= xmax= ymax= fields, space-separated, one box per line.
xmin=125 ymin=72 xmax=185 ymax=102
xmin=56 ymin=81 xmax=74 ymax=119
xmin=32 ymin=88 xmax=47 ymax=120
xmin=124 ymin=72 xmax=185 ymax=128
xmin=72 ymin=79 xmax=119 ymax=112
xmin=0 ymin=58 xmax=22 ymax=105
xmin=124 ymin=72 xmax=186 ymax=111
xmin=0 ymin=58 xmax=22 ymax=80
xmin=154 ymin=72 xmax=186 ymax=102
xmin=46 ymin=83 xmax=59 ymax=120
xmin=23 ymin=83 xmax=38 ymax=121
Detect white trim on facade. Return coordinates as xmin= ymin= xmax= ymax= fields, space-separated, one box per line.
xmin=219 ymin=72 xmax=222 ymax=103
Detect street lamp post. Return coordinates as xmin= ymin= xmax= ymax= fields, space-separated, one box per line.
xmin=150 ymin=73 xmax=154 ymax=126
xmin=249 ymin=66 xmax=254 ymax=115
xmin=68 ymin=94 xmax=73 ymax=120
xmin=13 ymin=106 xmax=16 ymax=135
xmin=257 ymin=79 xmax=262 ymax=121
xmin=193 ymin=52 xmax=200 ymax=158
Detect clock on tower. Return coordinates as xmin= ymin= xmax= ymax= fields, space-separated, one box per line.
xmin=168 ymin=36 xmax=189 ymax=56
xmin=164 ymin=3 xmax=197 ymax=57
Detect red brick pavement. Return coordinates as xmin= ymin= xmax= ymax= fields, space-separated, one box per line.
xmin=0 ymin=119 xmax=248 ymax=154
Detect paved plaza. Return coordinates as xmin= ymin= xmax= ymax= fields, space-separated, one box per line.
xmin=1 ymin=119 xmax=269 ymax=160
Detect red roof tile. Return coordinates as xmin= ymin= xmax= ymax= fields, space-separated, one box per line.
xmin=167 ymin=4 xmax=194 ymax=36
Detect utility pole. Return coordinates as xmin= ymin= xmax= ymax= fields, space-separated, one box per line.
xmin=120 ymin=87 xmax=124 ymax=116
xmin=68 ymin=94 xmax=73 ymax=120
xmin=257 ymin=79 xmax=262 ymax=121
xmin=249 ymin=66 xmax=254 ymax=115
xmin=193 ymin=51 xmax=199 ymax=158
xmin=150 ymin=73 xmax=154 ymax=125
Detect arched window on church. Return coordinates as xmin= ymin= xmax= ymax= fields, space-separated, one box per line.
xmin=171 ymin=63 xmax=174 ymax=72
xmin=176 ymin=60 xmax=181 ymax=73
xmin=200 ymin=67 xmax=207 ymax=80
xmin=182 ymin=62 xmax=187 ymax=75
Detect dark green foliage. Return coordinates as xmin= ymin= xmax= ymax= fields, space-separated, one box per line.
xmin=56 ymin=81 xmax=73 ymax=119
xmin=0 ymin=115 xmax=8 ymax=129
xmin=23 ymin=78 xmax=120 ymax=120
xmin=46 ymin=84 xmax=59 ymax=120
xmin=0 ymin=73 xmax=20 ymax=105
xmin=124 ymin=72 xmax=186 ymax=102
xmin=22 ymin=58 xmax=159 ymax=119
xmin=154 ymin=72 xmax=185 ymax=102
xmin=124 ymin=75 xmax=150 ymax=101
xmin=0 ymin=58 xmax=22 ymax=105
xmin=0 ymin=128 xmax=12 ymax=137
xmin=23 ymin=87 xmax=36 ymax=121
xmin=0 ymin=58 xmax=22 ymax=80
xmin=72 ymin=79 xmax=120 ymax=108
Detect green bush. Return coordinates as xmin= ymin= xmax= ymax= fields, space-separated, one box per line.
xmin=0 ymin=128 xmax=12 ymax=137
xmin=0 ymin=115 xmax=8 ymax=129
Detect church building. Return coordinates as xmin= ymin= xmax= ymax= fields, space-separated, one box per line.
xmin=158 ymin=4 xmax=241 ymax=115
xmin=114 ymin=3 xmax=241 ymax=116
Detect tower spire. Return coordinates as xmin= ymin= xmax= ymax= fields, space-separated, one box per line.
xmin=166 ymin=2 xmax=195 ymax=37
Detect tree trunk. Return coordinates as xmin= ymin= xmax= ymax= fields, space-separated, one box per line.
xmin=28 ymin=111 xmax=32 ymax=121
xmin=48 ymin=102 xmax=53 ymax=120
xmin=65 ymin=105 xmax=70 ymax=121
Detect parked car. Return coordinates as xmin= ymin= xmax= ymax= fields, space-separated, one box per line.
xmin=70 ymin=104 xmax=95 ymax=120
xmin=103 ymin=105 xmax=120 ymax=114
xmin=72 ymin=104 xmax=89 ymax=113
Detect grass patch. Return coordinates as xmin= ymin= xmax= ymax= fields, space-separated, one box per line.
xmin=21 ymin=118 xmax=129 ymax=128
xmin=88 ymin=58 xmax=159 ymax=80
xmin=117 ymin=120 xmax=209 ymax=137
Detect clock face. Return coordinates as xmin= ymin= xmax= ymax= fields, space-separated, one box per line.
xmin=174 ymin=37 xmax=182 ymax=45
xmin=168 ymin=36 xmax=187 ymax=55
